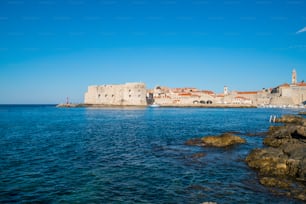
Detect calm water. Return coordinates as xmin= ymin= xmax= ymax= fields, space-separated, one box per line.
xmin=0 ymin=105 xmax=304 ymax=203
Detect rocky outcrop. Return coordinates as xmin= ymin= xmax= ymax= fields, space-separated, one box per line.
xmin=246 ymin=114 xmax=306 ymax=201
xmin=202 ymin=133 xmax=246 ymax=147
xmin=185 ymin=133 xmax=246 ymax=148
xmin=274 ymin=114 xmax=306 ymax=125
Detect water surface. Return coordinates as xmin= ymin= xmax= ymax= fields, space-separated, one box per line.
xmin=0 ymin=105 xmax=303 ymax=203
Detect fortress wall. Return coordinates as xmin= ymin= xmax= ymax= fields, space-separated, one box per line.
xmin=291 ymin=87 xmax=306 ymax=104
xmin=84 ymin=86 xmax=99 ymax=104
xmin=270 ymin=96 xmax=294 ymax=105
xmin=257 ymin=96 xmax=271 ymax=105
xmin=280 ymin=86 xmax=306 ymax=105
xmin=281 ymin=88 xmax=293 ymax=98
xmin=84 ymin=82 xmax=147 ymax=106
xmin=122 ymin=83 xmax=147 ymax=105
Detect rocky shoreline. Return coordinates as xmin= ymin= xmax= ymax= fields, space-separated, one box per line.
xmin=246 ymin=115 xmax=306 ymax=201
xmin=184 ymin=114 xmax=306 ymax=201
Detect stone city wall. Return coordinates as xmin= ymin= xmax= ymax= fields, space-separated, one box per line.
xmin=84 ymin=82 xmax=147 ymax=106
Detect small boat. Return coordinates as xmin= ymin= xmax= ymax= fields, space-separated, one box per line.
xmin=149 ymin=103 xmax=160 ymax=108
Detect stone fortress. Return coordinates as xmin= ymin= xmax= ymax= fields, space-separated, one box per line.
xmin=84 ymin=82 xmax=147 ymax=106
xmin=83 ymin=69 xmax=306 ymax=107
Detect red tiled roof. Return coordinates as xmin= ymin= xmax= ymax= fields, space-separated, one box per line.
xmin=202 ymin=90 xmax=215 ymax=95
xmin=178 ymin=93 xmax=192 ymax=96
xmin=279 ymin=83 xmax=290 ymax=88
xmin=237 ymin=91 xmax=258 ymax=95
xmin=297 ymin=82 xmax=306 ymax=86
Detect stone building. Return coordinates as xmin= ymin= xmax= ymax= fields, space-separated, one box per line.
xmin=84 ymin=82 xmax=147 ymax=106
xmin=270 ymin=82 xmax=306 ymax=105
xmin=220 ymin=69 xmax=306 ymax=106
xmin=150 ymin=86 xmax=215 ymax=105
xmin=82 ymin=69 xmax=305 ymax=107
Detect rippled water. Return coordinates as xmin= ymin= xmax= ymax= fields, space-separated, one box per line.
xmin=0 ymin=105 xmax=304 ymax=203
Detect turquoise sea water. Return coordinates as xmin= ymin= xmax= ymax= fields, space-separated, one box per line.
xmin=0 ymin=105 xmax=304 ymax=203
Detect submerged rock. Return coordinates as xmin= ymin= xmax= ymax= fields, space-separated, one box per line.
xmin=189 ymin=152 xmax=206 ymax=159
xmin=185 ymin=133 xmax=245 ymax=148
xmin=187 ymin=184 xmax=211 ymax=191
xmin=185 ymin=138 xmax=204 ymax=146
xmin=246 ymin=114 xmax=306 ymax=201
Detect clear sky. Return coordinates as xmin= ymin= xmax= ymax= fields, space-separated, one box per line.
xmin=0 ymin=0 xmax=305 ymax=104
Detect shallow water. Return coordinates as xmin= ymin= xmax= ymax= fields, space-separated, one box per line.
xmin=0 ymin=105 xmax=304 ymax=203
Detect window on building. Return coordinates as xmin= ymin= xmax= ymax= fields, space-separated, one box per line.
xmin=98 ymin=94 xmax=101 ymax=98
xmin=112 ymin=94 xmax=114 ymax=97
xmin=129 ymin=95 xmax=131 ymax=98
xmin=105 ymin=94 xmax=107 ymax=97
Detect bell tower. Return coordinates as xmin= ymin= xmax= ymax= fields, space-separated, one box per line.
xmin=224 ymin=86 xmax=228 ymax=95
xmin=292 ymin=69 xmax=297 ymax=84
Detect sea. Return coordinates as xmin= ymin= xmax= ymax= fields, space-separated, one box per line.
xmin=0 ymin=105 xmax=304 ymax=203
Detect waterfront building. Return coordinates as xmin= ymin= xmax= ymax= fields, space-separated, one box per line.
xmin=84 ymin=82 xmax=147 ymax=106
xmin=83 ymin=69 xmax=305 ymax=107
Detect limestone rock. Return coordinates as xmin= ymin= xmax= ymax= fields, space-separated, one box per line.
xmin=246 ymin=148 xmax=289 ymax=176
xmin=298 ymin=157 xmax=306 ymax=181
xmin=246 ymin=113 xmax=306 ymax=201
xmin=185 ymin=133 xmax=245 ymax=148
xmin=264 ymin=123 xmax=306 ymax=147
xmin=275 ymin=114 xmax=305 ymax=125
xmin=259 ymin=177 xmax=291 ymax=189
xmin=201 ymin=133 xmax=246 ymax=147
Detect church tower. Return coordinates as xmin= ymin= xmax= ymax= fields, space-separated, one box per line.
xmin=224 ymin=86 xmax=228 ymax=95
xmin=292 ymin=69 xmax=297 ymax=84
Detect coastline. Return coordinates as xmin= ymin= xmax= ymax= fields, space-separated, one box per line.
xmin=246 ymin=114 xmax=306 ymax=201
xmin=56 ymin=103 xmax=257 ymax=108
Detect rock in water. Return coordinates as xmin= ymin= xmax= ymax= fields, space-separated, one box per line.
xmin=201 ymin=133 xmax=246 ymax=147
xmin=185 ymin=133 xmax=245 ymax=148
xmin=274 ymin=114 xmax=305 ymax=125
xmin=189 ymin=152 xmax=206 ymax=159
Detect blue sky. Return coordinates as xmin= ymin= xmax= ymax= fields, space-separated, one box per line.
xmin=0 ymin=0 xmax=305 ymax=104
